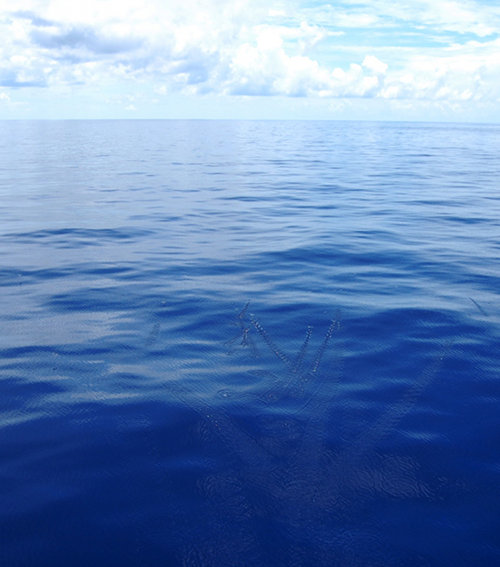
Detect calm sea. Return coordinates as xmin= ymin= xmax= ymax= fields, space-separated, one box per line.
xmin=0 ymin=120 xmax=499 ymax=566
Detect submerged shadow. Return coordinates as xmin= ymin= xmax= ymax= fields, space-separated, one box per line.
xmin=169 ymin=303 xmax=452 ymax=566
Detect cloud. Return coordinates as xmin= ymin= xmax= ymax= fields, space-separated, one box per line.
xmin=11 ymin=10 xmax=54 ymax=27
xmin=378 ymin=38 xmax=500 ymax=102
xmin=409 ymin=0 xmax=498 ymax=37
xmin=0 ymin=0 xmax=499 ymax=112
xmin=226 ymin=33 xmax=385 ymax=99
xmin=362 ymin=55 xmax=388 ymax=75
xmin=304 ymin=0 xmax=500 ymax=38
xmin=0 ymin=59 xmax=48 ymax=87
xmin=30 ymin=25 xmax=142 ymax=55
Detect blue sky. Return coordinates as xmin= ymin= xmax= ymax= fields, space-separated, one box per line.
xmin=1 ymin=0 xmax=499 ymax=121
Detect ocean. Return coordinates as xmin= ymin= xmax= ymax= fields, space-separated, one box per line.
xmin=0 ymin=120 xmax=499 ymax=566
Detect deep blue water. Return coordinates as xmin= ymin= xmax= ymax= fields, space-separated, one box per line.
xmin=0 ymin=120 xmax=499 ymax=566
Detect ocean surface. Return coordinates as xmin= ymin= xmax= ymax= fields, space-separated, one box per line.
xmin=0 ymin=120 xmax=499 ymax=566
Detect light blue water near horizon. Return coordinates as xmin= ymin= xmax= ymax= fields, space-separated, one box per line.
xmin=0 ymin=120 xmax=499 ymax=566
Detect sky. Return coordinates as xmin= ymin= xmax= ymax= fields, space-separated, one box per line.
xmin=1 ymin=0 xmax=499 ymax=121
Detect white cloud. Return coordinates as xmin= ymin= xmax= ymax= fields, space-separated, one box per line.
xmin=0 ymin=0 xmax=499 ymax=119
xmin=379 ymin=38 xmax=500 ymax=102
xmin=362 ymin=55 xmax=388 ymax=75
xmin=304 ymin=0 xmax=500 ymax=38
xmin=413 ymin=0 xmax=498 ymax=37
